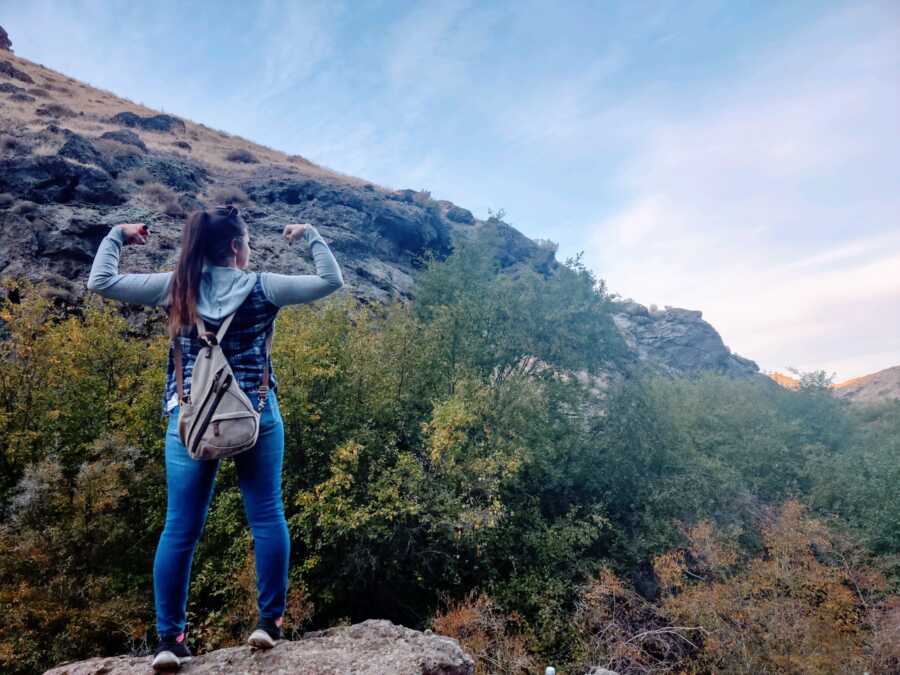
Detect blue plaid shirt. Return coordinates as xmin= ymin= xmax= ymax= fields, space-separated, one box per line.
xmin=87 ymin=222 xmax=344 ymax=421
xmin=161 ymin=273 xmax=280 ymax=419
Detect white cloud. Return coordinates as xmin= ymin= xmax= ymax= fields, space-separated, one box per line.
xmin=585 ymin=2 xmax=900 ymax=380
xmin=381 ymin=0 xmax=504 ymax=127
xmin=249 ymin=0 xmax=345 ymax=105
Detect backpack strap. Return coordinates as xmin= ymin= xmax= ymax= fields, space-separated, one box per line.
xmin=174 ymin=334 xmax=188 ymax=404
xmin=257 ymin=322 xmax=274 ymax=412
xmin=214 ymin=312 xmax=238 ymax=343
xmin=174 ymin=312 xmax=273 ymax=411
xmin=175 ymin=311 xmax=237 ymax=405
xmin=193 ymin=311 xmax=237 ymax=347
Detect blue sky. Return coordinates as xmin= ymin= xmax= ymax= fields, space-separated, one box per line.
xmin=4 ymin=0 xmax=899 ymax=380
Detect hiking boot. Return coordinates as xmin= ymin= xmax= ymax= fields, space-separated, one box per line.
xmin=151 ymin=632 xmax=193 ymax=671
xmin=247 ymin=616 xmax=284 ymax=649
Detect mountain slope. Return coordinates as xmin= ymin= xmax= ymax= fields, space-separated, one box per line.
xmin=833 ymin=365 xmax=900 ymax=404
xmin=765 ymin=366 xmax=900 ymax=403
xmin=0 ymin=46 xmax=551 ymax=306
xmin=0 ymin=38 xmax=757 ymax=380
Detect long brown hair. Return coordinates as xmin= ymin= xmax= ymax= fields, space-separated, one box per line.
xmin=167 ymin=205 xmax=248 ymax=340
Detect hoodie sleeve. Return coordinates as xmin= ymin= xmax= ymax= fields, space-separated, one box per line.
xmin=86 ymin=225 xmax=174 ymax=307
xmin=259 ymin=225 xmax=344 ymax=307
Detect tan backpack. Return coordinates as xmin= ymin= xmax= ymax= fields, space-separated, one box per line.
xmin=173 ymin=311 xmax=273 ymax=461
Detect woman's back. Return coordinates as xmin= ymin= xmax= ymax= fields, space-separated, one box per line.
xmin=164 ymin=272 xmax=281 ymax=419
xmin=86 ymin=217 xmax=345 ymax=420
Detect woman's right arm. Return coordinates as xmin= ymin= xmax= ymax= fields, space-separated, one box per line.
xmin=259 ymin=224 xmax=344 ymax=307
xmin=86 ymin=224 xmax=173 ymax=307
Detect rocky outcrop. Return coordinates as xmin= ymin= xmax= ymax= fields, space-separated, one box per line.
xmin=0 ymin=155 xmax=126 ymax=206
xmin=0 ymin=59 xmax=32 ymax=83
xmin=43 ymin=619 xmax=475 ymax=675
xmin=0 ymin=25 xmax=12 ymax=52
xmin=108 ymin=111 xmax=187 ymax=134
xmin=100 ymin=128 xmax=147 ymax=151
xmin=611 ymin=299 xmax=759 ymax=377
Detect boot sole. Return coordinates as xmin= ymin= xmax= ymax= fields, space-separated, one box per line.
xmin=247 ymin=629 xmax=277 ymax=649
xmin=152 ymin=651 xmax=192 ymax=671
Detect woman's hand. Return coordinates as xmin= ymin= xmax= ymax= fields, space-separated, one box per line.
xmin=283 ymin=223 xmax=311 ymax=243
xmin=117 ymin=223 xmax=150 ymax=246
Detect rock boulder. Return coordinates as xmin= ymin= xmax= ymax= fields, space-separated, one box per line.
xmin=43 ymin=620 xmax=475 ymax=675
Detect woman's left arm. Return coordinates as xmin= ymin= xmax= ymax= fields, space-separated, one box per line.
xmin=86 ymin=224 xmax=173 ymax=307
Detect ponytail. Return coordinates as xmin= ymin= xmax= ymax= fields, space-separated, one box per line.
xmin=167 ymin=206 xmax=247 ymax=340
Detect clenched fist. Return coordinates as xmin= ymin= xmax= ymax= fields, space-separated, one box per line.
xmin=283 ymin=223 xmax=311 ymax=243
xmin=117 ymin=223 xmax=150 ymax=245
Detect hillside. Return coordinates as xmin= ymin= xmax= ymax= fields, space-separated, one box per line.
xmin=833 ymin=365 xmax=900 ymax=404
xmin=0 ymin=38 xmax=758 ymax=381
xmin=766 ymin=366 xmax=900 ymax=403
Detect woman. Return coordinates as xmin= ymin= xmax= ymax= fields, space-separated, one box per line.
xmin=86 ymin=204 xmax=344 ymax=671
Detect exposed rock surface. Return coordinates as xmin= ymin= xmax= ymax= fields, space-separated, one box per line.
xmin=43 ymin=620 xmax=475 ymax=675
xmin=610 ymin=299 xmax=759 ymax=377
xmin=100 ymin=128 xmax=148 ymax=151
xmin=0 ymin=25 xmax=12 ymax=52
xmin=0 ymin=59 xmax=32 ymax=83
xmin=109 ymin=111 xmax=187 ymax=133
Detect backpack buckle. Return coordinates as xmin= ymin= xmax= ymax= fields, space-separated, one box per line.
xmin=198 ymin=332 xmax=218 ymax=347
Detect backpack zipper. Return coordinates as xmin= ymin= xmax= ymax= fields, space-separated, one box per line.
xmin=192 ymin=373 xmax=233 ymax=456
xmin=190 ymin=368 xmax=223 ymax=430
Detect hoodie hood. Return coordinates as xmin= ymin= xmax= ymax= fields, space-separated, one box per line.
xmin=195 ymin=261 xmax=258 ymax=324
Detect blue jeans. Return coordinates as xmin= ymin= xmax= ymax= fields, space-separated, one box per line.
xmin=153 ymin=390 xmax=289 ymax=640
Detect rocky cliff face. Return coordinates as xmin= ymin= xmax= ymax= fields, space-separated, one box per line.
xmin=1 ymin=46 xmax=752 ymax=380
xmin=610 ymin=299 xmax=759 ymax=377
xmin=0 ymin=25 xmax=12 ymax=52
xmin=43 ymin=620 xmax=475 ymax=675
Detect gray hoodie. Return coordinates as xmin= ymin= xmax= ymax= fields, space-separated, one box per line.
xmin=86 ymin=223 xmax=344 ymax=316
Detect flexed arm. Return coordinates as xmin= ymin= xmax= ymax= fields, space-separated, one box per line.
xmin=259 ymin=223 xmax=345 ymax=307
xmin=86 ymin=223 xmax=173 ymax=307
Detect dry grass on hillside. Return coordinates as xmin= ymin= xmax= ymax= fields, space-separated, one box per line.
xmin=0 ymin=49 xmax=392 ymax=192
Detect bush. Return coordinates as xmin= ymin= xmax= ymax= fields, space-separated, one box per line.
xmin=431 ymin=592 xmax=537 ymax=675
xmin=94 ymin=138 xmax=142 ymax=163
xmin=206 ymin=185 xmax=249 ymax=206
xmin=0 ymin=133 xmax=26 ymax=153
xmin=124 ymin=167 xmax=153 ymax=185
xmin=568 ymin=567 xmax=696 ymax=674
xmin=653 ymin=501 xmax=886 ymax=675
xmin=34 ymin=103 xmax=77 ymax=118
xmin=140 ymin=182 xmax=184 ymax=216
xmin=225 ymin=148 xmax=259 ymax=164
